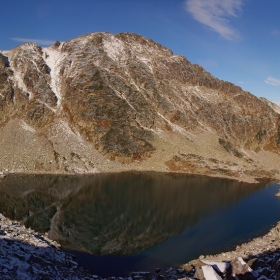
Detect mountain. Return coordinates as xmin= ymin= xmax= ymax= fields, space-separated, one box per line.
xmin=1 ymin=32 xmax=280 ymax=181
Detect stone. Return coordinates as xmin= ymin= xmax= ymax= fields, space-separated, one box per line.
xmin=202 ymin=260 xmax=230 ymax=274
xmin=182 ymin=263 xmax=194 ymax=273
xmin=194 ymin=267 xmax=204 ymax=280
xmin=230 ymin=257 xmax=256 ymax=279
xmin=194 ymin=265 xmax=222 ymax=280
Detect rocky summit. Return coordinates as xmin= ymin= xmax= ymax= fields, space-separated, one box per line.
xmin=1 ymin=32 xmax=280 ymax=181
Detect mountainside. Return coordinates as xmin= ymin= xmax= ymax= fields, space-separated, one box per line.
xmin=1 ymin=32 xmax=280 ymax=181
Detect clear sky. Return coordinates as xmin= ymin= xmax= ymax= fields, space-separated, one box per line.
xmin=1 ymin=0 xmax=280 ymax=104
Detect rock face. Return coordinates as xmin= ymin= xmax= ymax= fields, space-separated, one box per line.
xmin=1 ymin=32 xmax=280 ymax=180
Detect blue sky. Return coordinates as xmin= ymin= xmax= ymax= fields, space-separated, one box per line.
xmin=1 ymin=0 xmax=280 ymax=104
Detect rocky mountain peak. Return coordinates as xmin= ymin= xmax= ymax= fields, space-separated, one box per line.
xmin=1 ymin=32 xmax=280 ymax=181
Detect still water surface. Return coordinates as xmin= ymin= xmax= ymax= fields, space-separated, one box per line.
xmin=0 ymin=172 xmax=280 ymax=276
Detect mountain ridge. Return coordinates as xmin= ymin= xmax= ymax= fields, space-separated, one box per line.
xmin=1 ymin=32 xmax=280 ymax=182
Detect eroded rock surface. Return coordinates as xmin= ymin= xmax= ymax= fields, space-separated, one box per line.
xmin=1 ymin=32 xmax=280 ymax=181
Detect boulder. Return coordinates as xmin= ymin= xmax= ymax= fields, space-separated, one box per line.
xmin=202 ymin=260 xmax=230 ymax=274
xmin=182 ymin=263 xmax=194 ymax=273
xmin=194 ymin=265 xmax=222 ymax=280
xmin=230 ymin=257 xmax=256 ymax=280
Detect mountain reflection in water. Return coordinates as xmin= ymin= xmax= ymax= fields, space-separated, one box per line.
xmin=0 ymin=172 xmax=269 ymax=256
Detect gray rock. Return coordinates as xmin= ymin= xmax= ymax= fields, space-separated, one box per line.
xmin=230 ymin=257 xmax=256 ymax=280
xmin=194 ymin=265 xmax=222 ymax=280
xmin=202 ymin=260 xmax=230 ymax=274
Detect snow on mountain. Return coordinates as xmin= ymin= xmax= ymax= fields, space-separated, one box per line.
xmin=1 ymin=32 xmax=280 ymax=182
xmin=43 ymin=44 xmax=67 ymax=110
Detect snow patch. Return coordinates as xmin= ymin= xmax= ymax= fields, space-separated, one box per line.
xmin=103 ymin=36 xmax=125 ymax=61
xmin=3 ymin=51 xmax=33 ymax=99
xmin=43 ymin=47 xmax=66 ymax=109
xmin=13 ymin=69 xmax=32 ymax=98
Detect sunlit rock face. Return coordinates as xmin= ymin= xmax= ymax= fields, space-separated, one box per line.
xmin=1 ymin=32 xmax=280 ymax=179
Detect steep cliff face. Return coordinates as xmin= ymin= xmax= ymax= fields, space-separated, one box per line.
xmin=1 ymin=32 xmax=280 ymax=181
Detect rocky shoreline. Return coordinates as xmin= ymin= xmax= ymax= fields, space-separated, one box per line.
xmin=183 ymin=222 xmax=280 ymax=280
xmin=0 ymin=213 xmax=190 ymax=279
xmin=0 ymin=171 xmax=280 ymax=279
xmin=1 ymin=212 xmax=280 ymax=279
xmin=0 ymin=213 xmax=93 ymax=279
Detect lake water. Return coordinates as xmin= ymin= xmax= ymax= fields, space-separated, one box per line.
xmin=0 ymin=172 xmax=280 ymax=277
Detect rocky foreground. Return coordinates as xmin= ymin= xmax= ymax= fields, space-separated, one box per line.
xmin=1 ymin=212 xmax=280 ymax=279
xmin=0 ymin=213 xmax=189 ymax=279
xmin=183 ymin=222 xmax=280 ymax=280
xmin=0 ymin=214 xmax=93 ymax=279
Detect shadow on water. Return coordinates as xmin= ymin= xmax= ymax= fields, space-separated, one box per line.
xmin=0 ymin=172 xmax=279 ymax=277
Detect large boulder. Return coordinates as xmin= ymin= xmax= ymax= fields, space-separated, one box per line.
xmin=230 ymin=257 xmax=256 ymax=280
xmin=193 ymin=260 xmax=225 ymax=280
xmin=194 ymin=264 xmax=222 ymax=280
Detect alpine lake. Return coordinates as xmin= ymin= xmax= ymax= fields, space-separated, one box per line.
xmin=0 ymin=172 xmax=280 ymax=277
